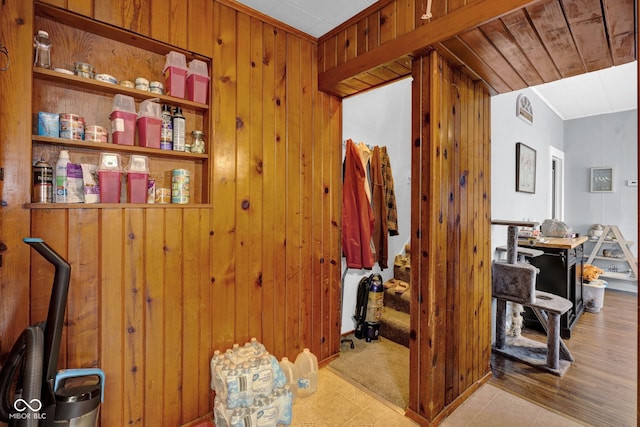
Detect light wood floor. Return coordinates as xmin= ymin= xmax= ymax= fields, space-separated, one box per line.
xmin=490 ymin=289 xmax=637 ymax=426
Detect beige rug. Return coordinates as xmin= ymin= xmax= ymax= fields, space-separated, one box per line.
xmin=328 ymin=334 xmax=409 ymax=409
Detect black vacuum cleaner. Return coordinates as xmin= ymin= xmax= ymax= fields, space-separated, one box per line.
xmin=0 ymin=238 xmax=104 ymax=426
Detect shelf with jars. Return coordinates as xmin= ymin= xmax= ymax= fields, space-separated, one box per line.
xmin=30 ymin=1 xmax=212 ymax=207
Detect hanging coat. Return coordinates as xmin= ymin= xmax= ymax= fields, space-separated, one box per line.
xmin=380 ymin=146 xmax=399 ymax=236
xmin=342 ymin=139 xmax=375 ymax=269
xmin=371 ymin=146 xmax=389 ymax=269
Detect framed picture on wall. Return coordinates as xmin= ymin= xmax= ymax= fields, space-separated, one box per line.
xmin=516 ymin=142 xmax=536 ymax=193
xmin=590 ymin=167 xmax=614 ymax=192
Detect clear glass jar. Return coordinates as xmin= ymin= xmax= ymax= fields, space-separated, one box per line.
xmin=34 ymin=30 xmax=51 ymax=69
xmin=191 ymin=130 xmax=206 ymax=154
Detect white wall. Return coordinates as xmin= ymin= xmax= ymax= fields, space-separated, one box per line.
xmin=341 ymin=78 xmax=412 ymax=334
xmin=490 ymin=89 xmax=565 ymax=251
xmin=564 ymin=110 xmax=638 ymax=292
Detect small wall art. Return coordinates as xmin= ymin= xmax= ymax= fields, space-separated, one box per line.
xmin=516 ymin=94 xmax=533 ymax=125
xmin=590 ymin=167 xmax=614 ymax=192
xmin=516 ymin=142 xmax=536 ymax=193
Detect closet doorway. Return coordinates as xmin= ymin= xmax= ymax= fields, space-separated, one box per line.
xmin=330 ymin=77 xmax=413 ymax=409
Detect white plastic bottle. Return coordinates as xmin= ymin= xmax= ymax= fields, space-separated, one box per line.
xmin=294 ymin=348 xmax=318 ymax=397
xmin=278 ymin=357 xmax=299 ymax=400
xmin=55 ymin=150 xmax=70 ymax=203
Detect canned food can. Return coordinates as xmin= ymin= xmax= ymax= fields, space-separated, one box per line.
xmin=155 ymin=187 xmax=171 ymax=204
xmin=74 ymin=62 xmax=94 ymax=79
xmin=135 ymin=77 xmax=150 ymax=91
xmin=95 ymin=73 xmax=117 ymax=84
xmin=85 ymin=125 xmax=108 ymax=143
xmin=171 ymin=169 xmax=190 ymax=204
xmin=32 ymin=159 xmax=53 ymax=203
xmin=149 ymin=81 xmax=164 ymax=95
xmin=59 ymin=113 xmax=85 ymax=140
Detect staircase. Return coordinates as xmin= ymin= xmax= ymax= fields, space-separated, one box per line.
xmin=380 ymin=287 xmax=411 ymax=347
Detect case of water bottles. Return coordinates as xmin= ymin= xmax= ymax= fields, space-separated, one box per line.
xmin=211 ymin=338 xmax=293 ymax=427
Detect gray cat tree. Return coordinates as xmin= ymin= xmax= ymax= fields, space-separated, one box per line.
xmin=492 ymin=220 xmax=574 ymax=376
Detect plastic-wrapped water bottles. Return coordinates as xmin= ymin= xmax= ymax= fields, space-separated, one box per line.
xmin=211 ymin=338 xmax=292 ymax=425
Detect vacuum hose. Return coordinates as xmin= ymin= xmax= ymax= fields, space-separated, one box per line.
xmin=0 ymin=326 xmax=44 ymax=426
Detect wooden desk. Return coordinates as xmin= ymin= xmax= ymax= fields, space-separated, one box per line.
xmin=518 ymin=236 xmax=587 ymax=339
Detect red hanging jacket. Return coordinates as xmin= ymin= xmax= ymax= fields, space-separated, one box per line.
xmin=342 ymin=139 xmax=375 ymax=269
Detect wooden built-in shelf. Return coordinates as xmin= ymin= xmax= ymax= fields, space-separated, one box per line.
xmin=32 ymin=135 xmax=208 ymax=160
xmin=26 ymin=203 xmax=212 ymax=209
xmin=33 ymin=67 xmax=209 ymax=112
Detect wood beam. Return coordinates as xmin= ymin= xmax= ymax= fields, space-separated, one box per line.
xmin=318 ymin=0 xmax=542 ymax=94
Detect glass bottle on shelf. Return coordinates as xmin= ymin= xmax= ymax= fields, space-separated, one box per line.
xmin=34 ymin=30 xmax=52 ymax=69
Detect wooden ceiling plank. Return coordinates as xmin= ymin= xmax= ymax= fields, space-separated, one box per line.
xmin=367 ymin=64 xmax=403 ymax=81
xmin=384 ymin=55 xmax=413 ymax=74
xmin=603 ymin=0 xmax=636 ymax=36
xmin=344 ymin=76 xmax=376 ymax=92
xmin=569 ymin=17 xmax=613 ymax=71
xmin=479 ymin=19 xmax=544 ymax=86
xmin=319 ymin=0 xmax=540 ymax=94
xmin=525 ymin=0 xmax=568 ymax=32
xmin=560 ymin=0 xmax=603 ymax=24
xmin=602 ymin=0 xmax=637 ymax=64
xmin=610 ymin=32 xmax=637 ymax=65
xmin=458 ymin=28 xmax=528 ymax=90
xmin=354 ymin=71 xmax=387 ymax=86
xmin=334 ymin=81 xmax=360 ymax=97
xmin=500 ymin=9 xmax=562 ymax=82
xmin=526 ymin=0 xmax=586 ymax=78
xmin=440 ymin=37 xmax=513 ymax=93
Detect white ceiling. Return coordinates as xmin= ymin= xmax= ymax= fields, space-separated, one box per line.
xmin=234 ymin=0 xmax=638 ymax=120
xmin=531 ymin=61 xmax=637 ymax=120
xmin=234 ymin=0 xmax=377 ymax=38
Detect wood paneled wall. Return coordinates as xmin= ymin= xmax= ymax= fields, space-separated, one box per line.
xmin=209 ymin=1 xmax=342 ymax=362
xmin=30 ymin=207 xmax=212 ymax=426
xmin=408 ymin=50 xmax=492 ymax=425
xmin=1 ymin=1 xmax=342 ymax=425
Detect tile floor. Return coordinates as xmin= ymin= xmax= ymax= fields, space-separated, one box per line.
xmin=289 ymin=367 xmax=585 ymax=427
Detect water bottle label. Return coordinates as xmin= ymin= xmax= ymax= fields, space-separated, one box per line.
xmin=298 ymin=378 xmax=310 ymax=390
xmin=252 ymin=368 xmax=273 ymax=393
xmin=256 ymin=406 xmax=277 ymax=426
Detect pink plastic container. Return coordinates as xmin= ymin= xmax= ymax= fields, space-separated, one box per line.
xmin=110 ymin=111 xmax=136 ymax=145
xmin=127 ymin=172 xmax=149 ymax=203
xmin=187 ymin=74 xmax=209 ymax=104
xmin=98 ymin=171 xmax=122 ymax=203
xmin=137 ymin=117 xmax=161 ymax=148
xmin=164 ymin=52 xmax=188 ymax=99
xmin=164 ymin=66 xmax=187 ymax=98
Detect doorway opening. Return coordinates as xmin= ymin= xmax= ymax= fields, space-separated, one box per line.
xmin=332 ymin=77 xmax=412 ymax=409
xmin=549 ymin=146 xmax=565 ymax=221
